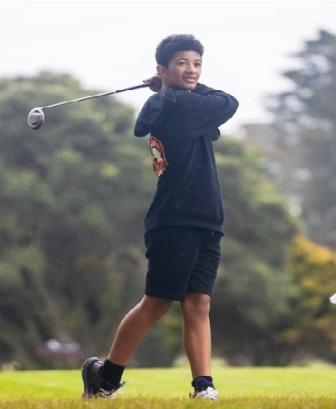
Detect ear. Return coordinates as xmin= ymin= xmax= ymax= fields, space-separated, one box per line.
xmin=156 ymin=65 xmax=167 ymax=78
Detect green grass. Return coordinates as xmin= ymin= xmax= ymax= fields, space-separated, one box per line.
xmin=0 ymin=367 xmax=335 ymax=409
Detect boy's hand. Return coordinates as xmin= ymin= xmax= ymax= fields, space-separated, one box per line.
xmin=143 ymin=76 xmax=162 ymax=92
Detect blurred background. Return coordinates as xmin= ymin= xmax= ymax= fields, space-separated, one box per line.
xmin=0 ymin=0 xmax=336 ymax=369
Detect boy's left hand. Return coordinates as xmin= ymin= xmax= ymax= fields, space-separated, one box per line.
xmin=143 ymin=76 xmax=162 ymax=92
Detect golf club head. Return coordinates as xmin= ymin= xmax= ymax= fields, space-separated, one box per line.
xmin=27 ymin=107 xmax=45 ymax=129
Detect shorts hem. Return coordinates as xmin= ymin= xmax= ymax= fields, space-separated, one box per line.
xmin=186 ymin=288 xmax=213 ymax=297
xmin=145 ymin=288 xmax=185 ymax=302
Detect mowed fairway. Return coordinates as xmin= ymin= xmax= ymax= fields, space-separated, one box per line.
xmin=0 ymin=367 xmax=335 ymax=409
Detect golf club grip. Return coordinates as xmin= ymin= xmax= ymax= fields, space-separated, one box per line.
xmin=43 ymin=83 xmax=150 ymax=110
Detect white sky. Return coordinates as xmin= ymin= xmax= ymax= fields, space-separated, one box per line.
xmin=1 ymin=0 xmax=336 ymax=133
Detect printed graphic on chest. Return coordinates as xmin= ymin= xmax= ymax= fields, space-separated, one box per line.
xmin=149 ymin=136 xmax=168 ymax=177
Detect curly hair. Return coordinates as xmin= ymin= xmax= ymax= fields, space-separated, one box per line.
xmin=155 ymin=34 xmax=204 ymax=67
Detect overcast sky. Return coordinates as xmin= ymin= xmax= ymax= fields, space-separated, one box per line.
xmin=1 ymin=0 xmax=336 ymax=132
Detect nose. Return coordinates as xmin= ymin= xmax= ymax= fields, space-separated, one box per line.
xmin=186 ymin=63 xmax=197 ymax=73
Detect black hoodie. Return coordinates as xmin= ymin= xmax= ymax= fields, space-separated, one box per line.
xmin=134 ymin=83 xmax=239 ymax=234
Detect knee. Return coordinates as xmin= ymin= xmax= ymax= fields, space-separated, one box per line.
xmin=181 ymin=293 xmax=211 ymax=317
xmin=138 ymin=296 xmax=172 ymax=322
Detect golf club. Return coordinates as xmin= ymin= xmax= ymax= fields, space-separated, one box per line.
xmin=27 ymin=82 xmax=152 ymax=130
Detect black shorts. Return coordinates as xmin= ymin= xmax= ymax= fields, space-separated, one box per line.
xmin=144 ymin=226 xmax=222 ymax=301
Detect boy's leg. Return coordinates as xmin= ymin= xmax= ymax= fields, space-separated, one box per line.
xmin=181 ymin=292 xmax=218 ymax=399
xmin=107 ymin=295 xmax=172 ymax=364
xmin=181 ymin=292 xmax=212 ymax=378
xmin=82 ymin=295 xmax=172 ymax=398
xmin=182 ymin=229 xmax=221 ymax=397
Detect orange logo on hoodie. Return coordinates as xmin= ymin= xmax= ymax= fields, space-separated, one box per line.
xmin=149 ymin=136 xmax=168 ymax=177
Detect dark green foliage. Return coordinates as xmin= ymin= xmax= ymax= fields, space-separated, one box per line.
xmin=0 ymin=72 xmax=297 ymax=368
xmin=0 ymin=72 xmax=151 ymax=367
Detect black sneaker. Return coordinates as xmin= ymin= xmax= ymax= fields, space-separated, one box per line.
xmin=81 ymin=356 xmax=125 ymax=399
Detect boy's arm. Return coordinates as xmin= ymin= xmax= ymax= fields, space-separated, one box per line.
xmin=134 ymin=84 xmax=238 ymax=138
xmin=164 ymin=83 xmax=239 ymax=137
xmin=134 ymin=91 xmax=176 ymax=137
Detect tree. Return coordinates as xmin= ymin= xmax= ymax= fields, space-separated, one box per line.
xmin=276 ymin=235 xmax=336 ymax=364
xmin=0 ymin=72 xmax=152 ymax=367
xmin=263 ymin=29 xmax=336 ymax=248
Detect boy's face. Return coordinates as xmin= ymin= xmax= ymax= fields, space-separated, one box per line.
xmin=157 ymin=50 xmax=202 ymax=90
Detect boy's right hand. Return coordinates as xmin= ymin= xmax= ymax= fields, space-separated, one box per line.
xmin=143 ymin=76 xmax=162 ymax=92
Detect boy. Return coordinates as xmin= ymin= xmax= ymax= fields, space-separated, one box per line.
xmin=82 ymin=34 xmax=238 ymax=400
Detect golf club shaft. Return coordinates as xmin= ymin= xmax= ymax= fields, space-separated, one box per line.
xmin=43 ymin=83 xmax=149 ymax=110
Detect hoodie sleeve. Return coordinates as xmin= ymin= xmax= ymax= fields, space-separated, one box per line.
xmin=164 ymin=83 xmax=239 ymax=138
xmin=134 ymin=93 xmax=173 ymax=137
xmin=134 ymin=98 xmax=154 ymax=137
xmin=134 ymin=84 xmax=238 ymax=138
